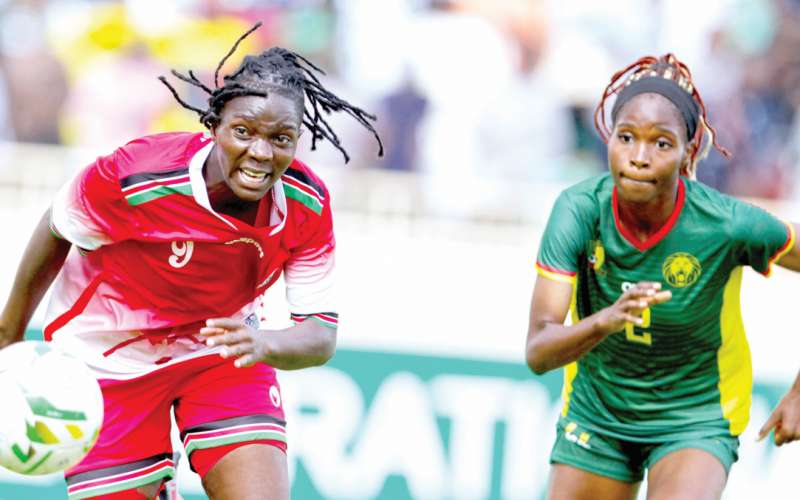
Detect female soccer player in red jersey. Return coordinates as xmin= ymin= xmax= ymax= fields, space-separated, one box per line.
xmin=527 ymin=54 xmax=800 ymax=500
xmin=0 ymin=23 xmax=381 ymax=500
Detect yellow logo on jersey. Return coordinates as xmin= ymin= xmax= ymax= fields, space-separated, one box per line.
xmin=588 ymin=241 xmax=605 ymax=276
xmin=662 ymin=252 xmax=701 ymax=287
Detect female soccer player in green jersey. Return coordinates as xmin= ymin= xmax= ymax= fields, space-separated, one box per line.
xmin=526 ymin=54 xmax=800 ymax=500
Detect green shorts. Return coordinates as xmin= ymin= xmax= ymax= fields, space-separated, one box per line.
xmin=550 ymin=419 xmax=739 ymax=483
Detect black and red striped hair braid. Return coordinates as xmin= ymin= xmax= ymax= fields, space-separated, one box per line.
xmin=594 ymin=53 xmax=730 ymax=179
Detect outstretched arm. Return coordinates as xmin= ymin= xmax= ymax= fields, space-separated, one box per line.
xmin=0 ymin=210 xmax=72 ymax=348
xmin=526 ymin=277 xmax=671 ymax=375
xmin=756 ymin=221 xmax=800 ymax=444
xmin=757 ymin=223 xmax=800 ymax=445
xmin=757 ymin=370 xmax=800 ymax=446
xmin=200 ymin=316 xmax=336 ymax=370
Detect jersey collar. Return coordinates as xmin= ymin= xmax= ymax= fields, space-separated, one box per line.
xmin=612 ymin=177 xmax=685 ymax=252
xmin=188 ymin=140 xmax=287 ymax=233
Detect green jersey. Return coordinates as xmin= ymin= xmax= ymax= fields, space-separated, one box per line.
xmin=536 ymin=174 xmax=794 ymax=441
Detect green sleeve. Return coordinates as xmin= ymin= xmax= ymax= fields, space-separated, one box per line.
xmin=536 ymin=190 xmax=594 ymax=281
xmin=731 ymin=199 xmax=793 ymax=276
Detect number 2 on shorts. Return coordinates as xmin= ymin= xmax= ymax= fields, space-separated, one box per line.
xmin=625 ymin=307 xmax=651 ymax=345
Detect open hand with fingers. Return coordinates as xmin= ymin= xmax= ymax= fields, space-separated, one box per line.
xmin=757 ymin=386 xmax=800 ymax=446
xmin=594 ymin=281 xmax=672 ymax=337
xmin=200 ymin=318 xmax=272 ymax=368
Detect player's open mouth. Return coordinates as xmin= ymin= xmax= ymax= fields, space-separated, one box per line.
xmin=238 ymin=168 xmax=269 ymax=186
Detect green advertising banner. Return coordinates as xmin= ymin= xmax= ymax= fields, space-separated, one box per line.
xmin=0 ymin=332 xmax=792 ymax=500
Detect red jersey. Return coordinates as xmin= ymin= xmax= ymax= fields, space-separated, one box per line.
xmin=45 ymin=132 xmax=337 ymax=378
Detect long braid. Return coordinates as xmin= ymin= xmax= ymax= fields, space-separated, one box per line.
xmin=159 ymin=22 xmax=384 ymax=163
xmin=594 ymin=54 xmax=729 ymax=178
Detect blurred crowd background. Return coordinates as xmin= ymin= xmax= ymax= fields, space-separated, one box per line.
xmin=2 ymin=0 xmax=800 ymax=200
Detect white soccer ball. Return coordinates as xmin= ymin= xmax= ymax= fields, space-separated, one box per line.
xmin=0 ymin=341 xmax=103 ymax=475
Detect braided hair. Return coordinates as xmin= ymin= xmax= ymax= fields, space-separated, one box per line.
xmin=158 ymin=22 xmax=383 ymax=163
xmin=594 ymin=53 xmax=729 ymax=180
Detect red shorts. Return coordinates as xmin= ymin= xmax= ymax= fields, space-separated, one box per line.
xmin=64 ymin=355 xmax=286 ymax=500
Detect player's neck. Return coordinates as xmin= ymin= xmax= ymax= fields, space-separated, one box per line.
xmin=213 ymin=199 xmax=260 ymax=225
xmin=616 ymin=188 xmax=678 ymax=244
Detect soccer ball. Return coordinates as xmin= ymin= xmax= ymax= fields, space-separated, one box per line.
xmin=0 ymin=341 xmax=103 ymax=475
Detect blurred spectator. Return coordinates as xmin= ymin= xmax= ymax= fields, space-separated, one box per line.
xmin=379 ymin=78 xmax=427 ymax=171
xmin=710 ymin=0 xmax=799 ymax=198
xmin=0 ymin=67 xmax=12 ymax=141
xmin=60 ymin=44 xmax=173 ymax=149
xmin=295 ymin=76 xmax=383 ymax=170
xmin=0 ymin=1 xmax=67 ymax=144
xmin=401 ymin=1 xmax=518 ymax=216
xmin=692 ymin=33 xmax=748 ymax=193
xmin=405 ymin=1 xmax=515 ymax=178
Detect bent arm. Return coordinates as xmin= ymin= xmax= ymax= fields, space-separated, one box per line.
xmin=761 ymin=222 xmax=800 ymax=444
xmin=0 ymin=210 xmax=72 ymax=347
xmin=202 ymin=316 xmax=336 ymax=371
xmin=526 ymin=276 xmax=671 ymax=375
xmin=526 ymin=277 xmax=609 ymax=375
xmin=257 ymin=318 xmax=336 ymax=370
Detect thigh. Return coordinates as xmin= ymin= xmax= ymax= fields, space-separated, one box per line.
xmin=82 ymin=479 xmax=163 ymax=499
xmin=646 ymin=448 xmax=728 ymax=500
xmin=547 ymin=420 xmax=642 ymax=500
xmin=547 ymin=464 xmax=640 ymax=500
xmin=201 ymin=443 xmax=289 ymax=500
xmin=66 ymin=376 xmax=176 ymax=499
xmin=173 ymin=356 xmax=287 ymax=477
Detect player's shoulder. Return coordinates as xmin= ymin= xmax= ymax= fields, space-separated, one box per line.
xmin=682 ymin=179 xmax=743 ymax=223
xmin=681 ymin=179 xmax=785 ymax=247
xmin=683 ymin=179 xmax=736 ymax=208
xmin=281 ymin=158 xmax=330 ymax=216
xmin=113 ymin=132 xmax=211 ymax=179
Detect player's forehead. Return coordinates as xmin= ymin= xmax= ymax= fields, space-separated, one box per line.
xmin=220 ymin=94 xmax=302 ymax=129
xmin=614 ymin=93 xmax=685 ymax=135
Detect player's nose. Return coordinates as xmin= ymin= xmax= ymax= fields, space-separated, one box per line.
xmin=630 ymin=142 xmax=649 ymax=168
xmin=249 ymin=138 xmax=273 ymax=162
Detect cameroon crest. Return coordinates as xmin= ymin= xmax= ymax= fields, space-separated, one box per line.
xmin=588 ymin=241 xmax=605 ymax=276
xmin=662 ymin=252 xmax=701 ymax=287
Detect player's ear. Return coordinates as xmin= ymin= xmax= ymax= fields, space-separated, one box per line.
xmin=209 ymin=121 xmax=219 ymax=142
xmin=679 ymin=141 xmax=697 ymax=179
xmin=684 ymin=139 xmax=696 ymax=159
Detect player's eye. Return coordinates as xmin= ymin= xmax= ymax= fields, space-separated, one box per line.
xmin=618 ymin=133 xmax=632 ymax=143
xmin=234 ymin=126 xmax=249 ymax=137
xmin=656 ymin=139 xmax=672 ymax=149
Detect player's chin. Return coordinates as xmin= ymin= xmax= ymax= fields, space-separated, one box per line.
xmin=617 ymin=179 xmax=659 ymax=202
xmin=233 ymin=182 xmax=272 ymax=202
